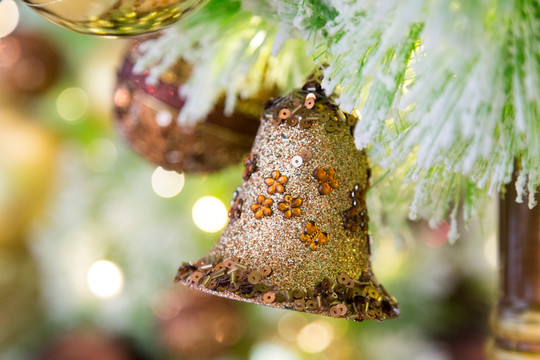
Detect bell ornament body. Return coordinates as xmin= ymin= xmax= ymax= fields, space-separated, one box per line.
xmin=175 ymin=82 xmax=399 ymax=322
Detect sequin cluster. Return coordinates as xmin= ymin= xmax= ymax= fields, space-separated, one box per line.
xmin=228 ymin=189 xmax=243 ymax=223
xmin=243 ymin=155 xmax=258 ymax=181
xmin=264 ymin=83 xmax=356 ymax=134
xmin=343 ymin=183 xmax=369 ymax=232
xmin=175 ymin=258 xmax=399 ymax=321
xmin=313 ymin=167 xmax=339 ymax=195
xmin=300 ymin=221 xmax=329 ymax=250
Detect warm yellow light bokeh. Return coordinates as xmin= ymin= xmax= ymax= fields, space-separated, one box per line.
xmin=151 ymin=167 xmax=184 ymax=198
xmin=192 ymin=196 xmax=228 ymax=233
xmin=87 ymin=260 xmax=123 ymax=298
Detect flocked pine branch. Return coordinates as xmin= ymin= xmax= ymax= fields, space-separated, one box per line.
xmin=134 ymin=0 xmax=314 ymax=124
xmin=137 ymin=0 xmax=540 ymax=241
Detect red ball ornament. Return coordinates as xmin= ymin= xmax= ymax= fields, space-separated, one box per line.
xmin=113 ymin=45 xmax=264 ymax=173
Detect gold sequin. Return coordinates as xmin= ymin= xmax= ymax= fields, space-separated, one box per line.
xmin=286 ymin=116 xmax=298 ymax=127
xmin=330 ymin=305 xmax=342 ymax=318
xmin=263 ymin=292 xmax=275 ymax=303
xmin=207 ymin=279 xmax=218 ymax=290
xmin=336 ymin=303 xmax=348 ymax=316
xmin=306 ymin=299 xmax=318 ymax=310
xmin=347 ymin=114 xmax=358 ymax=127
xmin=294 ymin=299 xmax=306 ymax=311
xmin=191 ymin=271 xmax=203 ymax=283
xmin=223 ymin=259 xmax=235 ymax=269
xmin=279 ymin=108 xmax=292 ymax=120
xmin=304 ymin=93 xmax=316 ymax=109
xmin=300 ymin=148 xmax=312 ymax=162
xmin=365 ymin=286 xmax=380 ymax=299
xmin=337 ymin=273 xmax=352 ymax=286
xmin=299 ymin=118 xmax=313 ymax=129
xmin=318 ymin=112 xmax=330 ymax=122
xmin=260 ymin=266 xmax=272 ymax=277
xmin=248 ymin=270 xmax=262 ymax=284
xmin=254 ymin=283 xmax=269 ymax=293
xmin=291 ymin=289 xmax=305 ymax=299
xmin=325 ymin=121 xmax=337 ymax=133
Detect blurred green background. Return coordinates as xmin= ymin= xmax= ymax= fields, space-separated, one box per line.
xmin=0 ymin=3 xmax=497 ymax=359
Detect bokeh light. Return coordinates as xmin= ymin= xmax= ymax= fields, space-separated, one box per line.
xmin=0 ymin=0 xmax=19 ymax=38
xmin=251 ymin=343 xmax=297 ymax=360
xmin=155 ymin=110 xmax=173 ymax=127
xmin=56 ymin=87 xmax=89 ymax=122
xmin=113 ymin=87 xmax=131 ymax=108
xmin=87 ymin=260 xmax=123 ymax=298
xmin=151 ymin=167 xmax=184 ymax=198
xmin=192 ymin=196 xmax=228 ymax=233
xmin=296 ymin=320 xmax=334 ymax=353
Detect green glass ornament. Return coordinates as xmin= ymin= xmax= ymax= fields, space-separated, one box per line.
xmin=21 ymin=0 xmax=207 ymax=37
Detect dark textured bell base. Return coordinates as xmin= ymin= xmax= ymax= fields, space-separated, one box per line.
xmin=174 ymin=260 xmax=400 ymax=322
xmin=179 ymin=280 xmax=397 ymax=322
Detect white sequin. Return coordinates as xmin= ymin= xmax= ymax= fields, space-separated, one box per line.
xmin=291 ymin=155 xmax=303 ymax=167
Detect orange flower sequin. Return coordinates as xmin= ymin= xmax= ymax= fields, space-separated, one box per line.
xmin=251 ymin=195 xmax=273 ymax=219
xmin=277 ymin=194 xmax=302 ymax=219
xmin=264 ymin=170 xmax=288 ymax=195
xmin=300 ymin=221 xmax=329 ymax=250
xmin=313 ymin=167 xmax=339 ymax=195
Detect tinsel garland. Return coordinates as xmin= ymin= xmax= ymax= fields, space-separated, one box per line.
xmin=136 ymin=0 xmax=540 ymax=241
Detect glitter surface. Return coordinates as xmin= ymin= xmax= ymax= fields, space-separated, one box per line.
xmin=177 ymin=85 xmax=399 ymax=321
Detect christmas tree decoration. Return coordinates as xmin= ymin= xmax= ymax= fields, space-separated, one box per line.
xmin=0 ymin=31 xmax=62 ymax=99
xmin=113 ymin=45 xmax=262 ymax=173
xmin=21 ymin=0 xmax=207 ymax=37
xmin=175 ymin=81 xmax=399 ymax=321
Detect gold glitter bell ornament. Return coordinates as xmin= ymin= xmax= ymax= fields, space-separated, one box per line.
xmin=175 ymin=81 xmax=400 ymax=321
xmin=21 ymin=0 xmax=207 ymax=37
